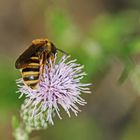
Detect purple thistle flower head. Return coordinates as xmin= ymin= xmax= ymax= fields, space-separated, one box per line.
xmin=17 ymin=55 xmax=91 ymax=125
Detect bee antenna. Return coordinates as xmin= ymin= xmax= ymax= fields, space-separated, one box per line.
xmin=56 ymin=48 xmax=68 ymax=55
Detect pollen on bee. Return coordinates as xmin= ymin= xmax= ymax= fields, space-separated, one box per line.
xmin=32 ymin=39 xmax=49 ymax=45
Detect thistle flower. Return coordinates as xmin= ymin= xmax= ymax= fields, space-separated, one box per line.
xmin=17 ymin=55 xmax=91 ymax=125
xmin=20 ymin=99 xmax=49 ymax=130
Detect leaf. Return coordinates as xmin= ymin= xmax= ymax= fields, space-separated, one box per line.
xmin=118 ymin=57 xmax=134 ymax=84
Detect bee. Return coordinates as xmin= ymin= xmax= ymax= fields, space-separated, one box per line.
xmin=15 ymin=38 xmax=66 ymax=89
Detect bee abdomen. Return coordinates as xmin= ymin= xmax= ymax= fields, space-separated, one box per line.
xmin=23 ymin=77 xmax=39 ymax=89
xmin=22 ymin=57 xmax=40 ymax=89
xmin=22 ymin=69 xmax=40 ymax=89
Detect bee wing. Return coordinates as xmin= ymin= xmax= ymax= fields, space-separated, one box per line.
xmin=15 ymin=44 xmax=41 ymax=69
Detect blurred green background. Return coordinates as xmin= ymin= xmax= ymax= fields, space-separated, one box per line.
xmin=1 ymin=0 xmax=140 ymax=140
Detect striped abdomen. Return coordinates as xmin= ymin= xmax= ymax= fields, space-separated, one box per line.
xmin=22 ymin=56 xmax=40 ymax=89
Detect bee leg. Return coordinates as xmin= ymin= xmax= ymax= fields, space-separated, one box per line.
xmin=47 ymin=53 xmax=55 ymax=69
xmin=41 ymin=52 xmax=47 ymax=79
